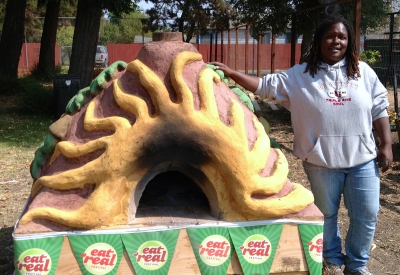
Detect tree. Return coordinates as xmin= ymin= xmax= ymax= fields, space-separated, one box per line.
xmin=68 ymin=0 xmax=137 ymax=88
xmin=57 ymin=25 xmax=75 ymax=46
xmin=0 ymin=0 xmax=27 ymax=79
xmin=99 ymin=10 xmax=151 ymax=44
xmin=144 ymin=0 xmax=231 ymax=42
xmin=292 ymin=0 xmax=393 ymax=35
xmin=35 ymin=0 xmax=61 ymax=77
xmin=341 ymin=0 xmax=390 ymax=33
xmin=57 ymin=25 xmax=74 ymax=65
xmin=229 ymin=0 xmax=391 ymax=57
xmin=293 ymin=0 xmax=391 ymax=56
xmin=58 ymin=0 xmax=77 ymax=27
xmin=32 ymin=0 xmax=77 ymax=78
xmin=229 ymin=0 xmax=292 ymax=38
xmin=25 ymin=0 xmax=45 ymax=43
xmin=0 ymin=2 xmax=6 ymax=33
xmin=290 ymin=0 xmax=320 ymax=59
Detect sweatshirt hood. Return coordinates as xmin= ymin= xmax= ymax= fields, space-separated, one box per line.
xmin=319 ymin=58 xmax=347 ymax=72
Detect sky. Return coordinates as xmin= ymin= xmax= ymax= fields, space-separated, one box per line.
xmin=138 ymin=1 xmax=154 ymax=12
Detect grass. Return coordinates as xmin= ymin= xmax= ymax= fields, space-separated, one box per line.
xmin=0 ymin=78 xmax=56 ymax=263
xmin=0 ymin=79 xmax=53 ymax=144
xmin=0 ymin=109 xmax=52 ymax=148
xmin=0 ymin=76 xmax=54 ymax=182
xmin=0 ymin=107 xmax=51 ymax=180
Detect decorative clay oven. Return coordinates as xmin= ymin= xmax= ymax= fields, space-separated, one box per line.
xmin=13 ymin=33 xmax=323 ymax=275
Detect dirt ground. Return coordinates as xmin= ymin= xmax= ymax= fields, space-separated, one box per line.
xmin=0 ymin=90 xmax=399 ymax=274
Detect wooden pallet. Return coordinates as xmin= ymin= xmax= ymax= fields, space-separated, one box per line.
xmin=45 ymin=223 xmax=311 ymax=274
xmin=14 ymin=173 xmax=322 ymax=274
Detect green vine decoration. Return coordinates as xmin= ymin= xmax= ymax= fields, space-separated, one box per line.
xmin=206 ymin=64 xmax=254 ymax=112
xmin=30 ymin=61 xmax=127 ymax=179
xmin=66 ymin=61 xmax=128 ymax=114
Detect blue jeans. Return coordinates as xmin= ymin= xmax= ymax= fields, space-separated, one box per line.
xmin=303 ymin=159 xmax=380 ymax=271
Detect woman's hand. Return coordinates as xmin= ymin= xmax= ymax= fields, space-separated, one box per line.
xmin=208 ymin=61 xmax=261 ymax=93
xmin=373 ymin=116 xmax=393 ymax=172
xmin=377 ymin=144 xmax=393 ymax=172
xmin=209 ymin=62 xmax=234 ymax=77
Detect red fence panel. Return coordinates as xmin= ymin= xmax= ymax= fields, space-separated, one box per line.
xmin=196 ymin=44 xmax=211 ymax=64
xmin=18 ymin=43 xmax=61 ymax=73
xmin=108 ymin=43 xmax=211 ymax=66
xmin=107 ymin=44 xmax=143 ymax=64
xmin=17 ymin=43 xmax=301 ymax=76
xmin=193 ymin=43 xmax=302 ymax=73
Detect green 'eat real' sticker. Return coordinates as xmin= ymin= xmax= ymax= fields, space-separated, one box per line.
xmin=121 ymin=229 xmax=180 ymax=275
xmin=14 ymin=236 xmax=64 ymax=275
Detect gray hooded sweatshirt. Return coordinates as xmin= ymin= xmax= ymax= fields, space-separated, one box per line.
xmin=255 ymin=59 xmax=389 ymax=169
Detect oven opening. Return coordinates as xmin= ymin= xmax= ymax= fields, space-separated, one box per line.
xmin=134 ymin=171 xmax=213 ymax=225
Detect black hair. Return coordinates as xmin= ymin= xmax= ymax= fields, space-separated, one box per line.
xmin=302 ymin=15 xmax=360 ymax=79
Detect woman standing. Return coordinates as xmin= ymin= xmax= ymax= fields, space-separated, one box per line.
xmin=211 ymin=16 xmax=393 ymax=275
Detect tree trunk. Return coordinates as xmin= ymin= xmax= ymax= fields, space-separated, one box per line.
xmin=185 ymin=22 xmax=195 ymax=43
xmin=68 ymin=0 xmax=102 ymax=89
xmin=300 ymin=31 xmax=313 ymax=63
xmin=37 ymin=0 xmax=61 ymax=77
xmin=0 ymin=0 xmax=27 ymax=80
xmin=178 ymin=18 xmax=184 ymax=40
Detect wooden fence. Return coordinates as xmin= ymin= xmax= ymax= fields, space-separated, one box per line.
xmin=107 ymin=43 xmax=302 ymax=75
xmin=18 ymin=43 xmax=61 ymax=74
xmin=18 ymin=42 xmax=301 ymax=75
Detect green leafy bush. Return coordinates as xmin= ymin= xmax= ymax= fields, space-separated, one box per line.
xmin=0 ymin=77 xmax=22 ymax=96
xmin=17 ymin=76 xmax=53 ymax=115
xmin=360 ymin=50 xmax=381 ymax=66
xmin=30 ymin=62 xmax=62 ymax=81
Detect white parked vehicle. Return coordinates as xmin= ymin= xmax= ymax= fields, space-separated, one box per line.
xmin=95 ymin=45 xmax=108 ymax=67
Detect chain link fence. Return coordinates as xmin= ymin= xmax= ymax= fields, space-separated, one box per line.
xmin=364 ymin=11 xmax=400 ymax=131
xmin=60 ymin=46 xmax=72 ymax=66
xmin=364 ymin=12 xmax=400 ymax=87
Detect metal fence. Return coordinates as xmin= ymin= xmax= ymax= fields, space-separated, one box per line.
xmin=201 ymin=25 xmax=303 ymax=77
xmin=60 ymin=46 xmax=72 ymax=66
xmin=364 ymin=11 xmax=400 ymax=117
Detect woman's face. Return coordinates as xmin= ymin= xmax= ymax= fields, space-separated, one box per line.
xmin=320 ymin=22 xmax=348 ymax=65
